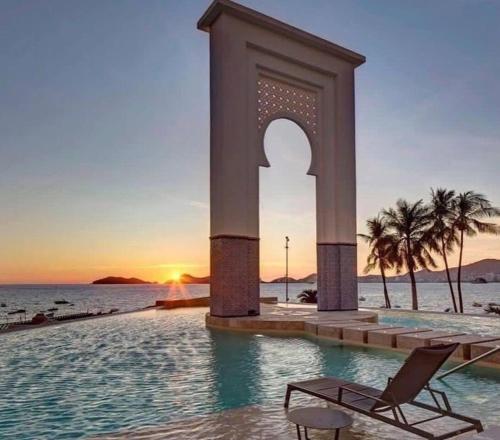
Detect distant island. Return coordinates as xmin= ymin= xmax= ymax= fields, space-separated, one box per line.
xmin=92 ymin=276 xmax=155 ymax=285
xmin=164 ymin=273 xmax=317 ymax=284
xmin=92 ymin=259 xmax=500 ymax=285
xmin=267 ymin=273 xmax=317 ymax=284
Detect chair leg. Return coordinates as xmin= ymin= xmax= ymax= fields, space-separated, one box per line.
xmin=334 ymin=428 xmax=340 ymax=440
xmin=284 ymin=386 xmax=292 ymax=408
xmin=295 ymin=424 xmax=302 ymax=440
xmin=304 ymin=426 xmax=310 ymax=440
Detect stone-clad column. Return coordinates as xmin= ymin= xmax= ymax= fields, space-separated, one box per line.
xmin=210 ymin=236 xmax=260 ymax=317
xmin=315 ymin=68 xmax=359 ymax=311
xmin=205 ymin=14 xmax=261 ymax=317
xmin=317 ymin=244 xmax=358 ymax=311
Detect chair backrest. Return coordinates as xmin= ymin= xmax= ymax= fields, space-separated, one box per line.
xmin=372 ymin=343 xmax=458 ymax=410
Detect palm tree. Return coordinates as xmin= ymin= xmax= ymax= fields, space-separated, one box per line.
xmin=297 ymin=289 xmax=317 ymax=304
xmin=428 ymin=188 xmax=459 ymax=312
xmin=383 ymin=199 xmax=436 ymax=310
xmin=452 ymin=191 xmax=500 ymax=313
xmin=358 ymin=216 xmax=395 ymax=308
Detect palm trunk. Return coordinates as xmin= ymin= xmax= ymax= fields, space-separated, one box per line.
xmin=380 ymin=266 xmax=391 ymax=309
xmin=409 ymin=266 xmax=418 ymax=310
xmin=406 ymin=239 xmax=418 ymax=310
xmin=457 ymin=229 xmax=465 ymax=314
xmin=441 ymin=237 xmax=457 ymax=313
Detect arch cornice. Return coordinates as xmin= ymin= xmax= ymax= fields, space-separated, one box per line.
xmin=198 ymin=0 xmax=365 ymax=67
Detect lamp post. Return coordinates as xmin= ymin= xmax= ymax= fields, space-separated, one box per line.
xmin=285 ymin=236 xmax=290 ymax=303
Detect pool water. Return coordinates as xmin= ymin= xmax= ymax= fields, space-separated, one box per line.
xmin=377 ymin=309 xmax=500 ymax=335
xmin=1 ymin=308 xmax=499 ymax=439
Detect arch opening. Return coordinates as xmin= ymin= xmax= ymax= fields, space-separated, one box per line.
xmin=259 ymin=119 xmax=317 ymax=290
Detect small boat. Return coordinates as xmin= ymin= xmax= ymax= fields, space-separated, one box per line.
xmin=471 ymin=277 xmax=488 ymax=284
xmin=472 ymin=302 xmax=482 ymax=308
xmin=47 ymin=307 xmax=58 ymax=312
xmin=7 ymin=309 xmax=26 ymax=315
xmin=0 ymin=303 xmax=6 ymax=307
xmin=54 ymin=300 xmax=69 ymax=305
xmin=359 ymin=296 xmax=366 ymax=302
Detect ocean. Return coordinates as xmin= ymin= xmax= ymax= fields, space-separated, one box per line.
xmin=1 ymin=282 xmax=499 ymax=324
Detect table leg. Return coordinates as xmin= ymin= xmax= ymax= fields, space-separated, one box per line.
xmin=295 ymin=424 xmax=302 ymax=440
xmin=305 ymin=426 xmax=310 ymax=440
xmin=334 ymin=428 xmax=340 ymax=440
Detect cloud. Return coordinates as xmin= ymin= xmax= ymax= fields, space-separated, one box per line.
xmin=188 ymin=200 xmax=209 ymax=210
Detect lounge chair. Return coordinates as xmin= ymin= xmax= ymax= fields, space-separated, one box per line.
xmin=284 ymin=343 xmax=483 ymax=439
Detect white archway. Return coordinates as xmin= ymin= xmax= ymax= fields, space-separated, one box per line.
xmin=198 ymin=0 xmax=365 ymax=316
xmin=260 ymin=119 xmax=316 ymax=284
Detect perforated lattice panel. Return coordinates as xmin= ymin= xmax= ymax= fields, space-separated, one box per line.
xmin=257 ymin=77 xmax=318 ymax=136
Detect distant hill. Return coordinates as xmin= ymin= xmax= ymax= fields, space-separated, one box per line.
xmin=165 ymin=273 xmax=210 ymax=284
xmin=268 ymin=273 xmax=317 ymax=283
xmin=358 ymin=259 xmax=500 ymax=283
xmin=92 ymin=276 xmax=154 ymax=285
xmin=300 ymin=273 xmax=318 ymax=283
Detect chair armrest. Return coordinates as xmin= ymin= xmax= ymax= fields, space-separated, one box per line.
xmin=338 ymin=386 xmax=390 ymax=406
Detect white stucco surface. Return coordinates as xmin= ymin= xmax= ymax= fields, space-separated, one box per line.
xmin=199 ymin=0 xmax=365 ymax=244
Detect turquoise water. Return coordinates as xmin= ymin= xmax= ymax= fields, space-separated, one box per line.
xmin=377 ymin=309 xmax=500 ymax=335
xmin=1 ymin=308 xmax=499 ymax=439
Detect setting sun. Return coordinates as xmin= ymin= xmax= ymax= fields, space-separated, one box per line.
xmin=170 ymin=271 xmax=182 ymax=282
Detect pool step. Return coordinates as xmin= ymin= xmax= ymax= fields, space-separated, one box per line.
xmin=429 ymin=335 xmax=500 ymax=360
xmin=367 ymin=327 xmax=432 ymax=348
xmin=343 ymin=324 xmax=402 ymax=344
xmin=471 ymin=341 xmax=500 ymax=364
xmin=316 ymin=321 xmax=374 ymax=339
xmin=396 ymin=330 xmax=467 ymax=351
xmin=205 ymin=305 xmax=500 ymax=366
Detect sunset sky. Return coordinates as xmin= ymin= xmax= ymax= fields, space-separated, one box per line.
xmin=1 ymin=0 xmax=500 ymax=284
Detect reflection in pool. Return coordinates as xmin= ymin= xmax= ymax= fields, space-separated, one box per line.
xmin=1 ymin=308 xmax=499 ymax=439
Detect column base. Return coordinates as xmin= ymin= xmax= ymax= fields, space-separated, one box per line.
xmin=210 ymin=235 xmax=260 ymax=317
xmin=317 ymin=243 xmax=358 ymax=311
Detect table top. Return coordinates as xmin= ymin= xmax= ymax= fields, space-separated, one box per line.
xmin=287 ymin=407 xmax=353 ymax=430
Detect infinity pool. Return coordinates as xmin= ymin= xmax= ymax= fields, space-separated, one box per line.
xmin=1 ymin=308 xmax=499 ymax=439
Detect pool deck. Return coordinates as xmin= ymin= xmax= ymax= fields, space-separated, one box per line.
xmin=203 ymin=304 xmax=500 ymax=366
xmin=91 ymin=398 xmax=492 ymax=440
xmin=206 ymin=304 xmax=378 ymax=332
